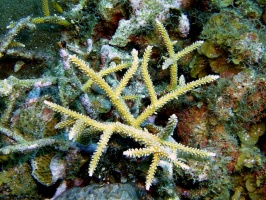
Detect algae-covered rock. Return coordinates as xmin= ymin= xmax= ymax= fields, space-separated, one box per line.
xmin=200 ymin=9 xmax=265 ymax=66
xmin=230 ymin=32 xmax=264 ymax=65
xmin=11 ymin=96 xmax=58 ymax=140
xmin=0 ymin=163 xmax=38 ymax=198
xmin=232 ymin=171 xmax=266 ymax=200
xmin=55 ymin=183 xmax=138 ymax=200
xmin=100 ymin=44 xmax=131 ymax=65
xmin=110 ymin=0 xmax=180 ymax=47
xmin=249 ymin=123 xmax=265 ymax=139
xmin=256 ymin=0 xmax=266 ymax=5
xmin=235 ymin=147 xmax=262 ymax=170
xmin=189 ymin=56 xmax=208 ymax=78
xmin=236 ymin=123 xmax=265 ymax=147
xmin=231 ymin=186 xmax=245 ymax=200
xmin=200 ymin=41 xmax=222 ymax=59
xmin=236 ymin=0 xmax=263 ymax=19
xmin=211 ymin=0 xmax=234 ymax=8
xmin=109 ymin=18 xmax=139 ymax=47
xmin=98 ymin=0 xmax=127 ymax=24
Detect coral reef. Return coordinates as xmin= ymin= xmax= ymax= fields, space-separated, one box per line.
xmin=0 ymin=163 xmax=39 ymax=198
xmin=0 ymin=0 xmax=266 ymax=199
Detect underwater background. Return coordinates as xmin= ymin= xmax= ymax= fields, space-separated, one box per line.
xmin=0 ymin=0 xmax=265 ymax=199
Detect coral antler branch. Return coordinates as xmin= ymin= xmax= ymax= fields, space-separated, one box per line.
xmin=43 ymin=21 xmax=219 ymax=190
xmin=146 ymin=153 xmax=160 ymax=190
xmin=69 ymin=55 xmax=135 ymax=124
xmin=44 ymin=100 xmax=106 ymax=131
xmin=89 ymin=129 xmax=113 ymax=176
xmin=133 ymin=75 xmax=219 ymax=127
xmin=156 ymin=20 xmax=177 ymax=90
xmin=115 ymin=49 xmax=139 ymax=96
xmin=82 ymin=62 xmax=130 ymax=92
xmin=141 ymin=46 xmax=157 ymax=104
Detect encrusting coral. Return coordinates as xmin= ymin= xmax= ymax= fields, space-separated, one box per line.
xmin=44 ymin=22 xmax=219 ymax=189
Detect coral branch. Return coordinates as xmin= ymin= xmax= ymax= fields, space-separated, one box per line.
xmin=141 ymin=46 xmax=157 ymax=104
xmin=0 ymin=17 xmax=35 ymax=58
xmin=134 ymin=75 xmax=219 ymax=127
xmin=44 ymin=21 xmax=218 ymax=190
xmin=69 ymin=55 xmax=135 ymax=124
xmin=89 ymin=129 xmax=113 ymax=176
xmin=146 ymin=154 xmax=160 ymax=190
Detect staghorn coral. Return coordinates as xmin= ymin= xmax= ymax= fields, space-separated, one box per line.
xmin=42 ymin=0 xmax=50 ymax=17
xmin=33 ymin=0 xmax=69 ymax=25
xmin=31 ymin=16 xmax=70 ymax=26
xmin=0 ymin=0 xmax=71 ymax=66
xmin=0 ymin=1 xmax=265 ymax=199
xmin=42 ymin=0 xmax=64 ymax=17
xmin=44 ymin=36 xmax=219 ymax=190
xmin=0 ymin=123 xmax=69 ymax=155
xmin=155 ymin=20 xmax=204 ymax=91
xmin=0 ymin=17 xmax=36 ymax=59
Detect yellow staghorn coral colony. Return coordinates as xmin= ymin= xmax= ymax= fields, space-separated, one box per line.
xmin=44 ymin=20 xmax=219 ymax=190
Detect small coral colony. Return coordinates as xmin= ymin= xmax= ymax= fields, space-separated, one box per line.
xmin=0 ymin=0 xmax=265 ymax=199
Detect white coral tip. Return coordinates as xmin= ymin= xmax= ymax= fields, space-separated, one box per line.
xmin=208 ymin=152 xmax=216 ymax=157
